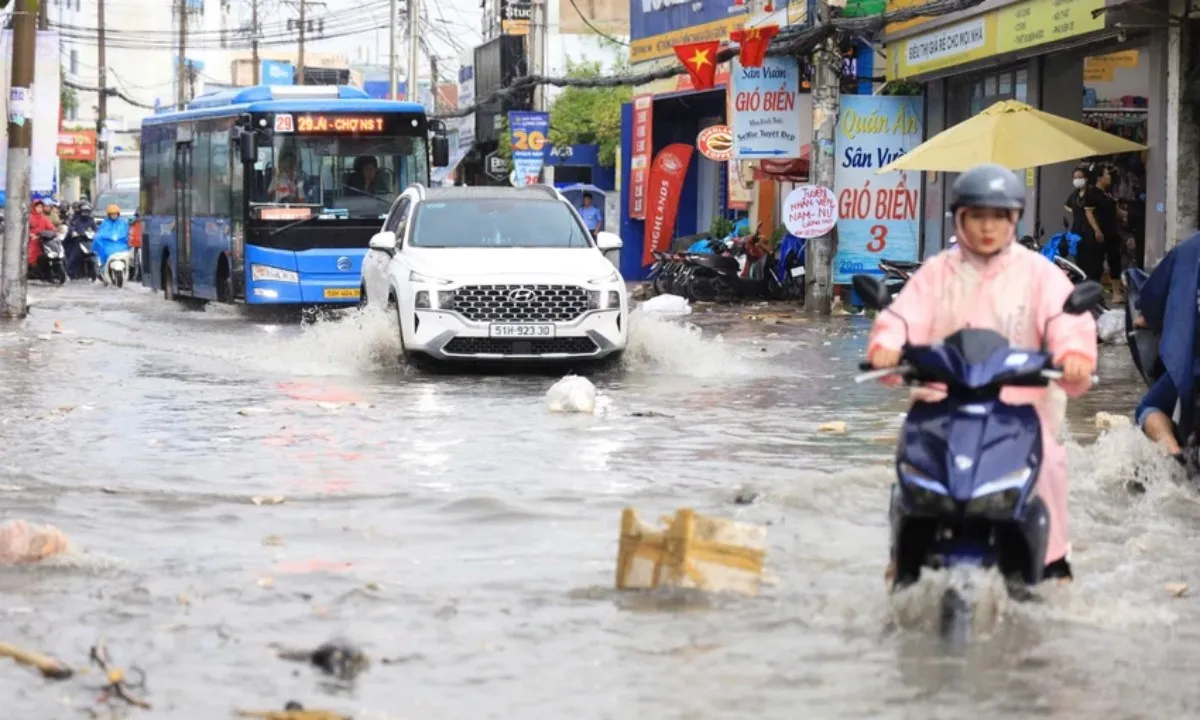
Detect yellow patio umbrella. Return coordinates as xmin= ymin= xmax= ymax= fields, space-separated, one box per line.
xmin=878 ymin=100 xmax=1147 ymax=173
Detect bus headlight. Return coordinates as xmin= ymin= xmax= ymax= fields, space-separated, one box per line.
xmin=251 ymin=264 xmax=298 ymax=283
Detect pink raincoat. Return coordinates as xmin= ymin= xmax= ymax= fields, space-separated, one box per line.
xmin=868 ymin=242 xmax=1098 ymax=566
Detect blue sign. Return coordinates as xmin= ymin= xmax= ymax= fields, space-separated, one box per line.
xmin=630 ymin=0 xmax=748 ymax=43
xmin=731 ymin=56 xmax=803 ymax=159
xmin=508 ymin=111 xmax=549 ymax=186
xmin=261 ymin=60 xmax=294 ymax=86
xmin=832 ymin=95 xmax=924 ymax=284
xmin=543 ymin=143 xmax=600 ymax=166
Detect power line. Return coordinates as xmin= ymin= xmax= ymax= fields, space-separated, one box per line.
xmin=64 ymin=78 xmax=157 ymax=110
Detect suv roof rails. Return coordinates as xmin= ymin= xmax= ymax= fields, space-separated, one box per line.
xmin=409 ymin=183 xmax=427 ymax=200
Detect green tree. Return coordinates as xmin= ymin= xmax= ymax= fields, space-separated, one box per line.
xmin=548 ymin=59 xmax=631 ymax=167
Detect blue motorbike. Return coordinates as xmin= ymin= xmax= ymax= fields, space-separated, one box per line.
xmin=852 ymin=274 xmax=1103 ymax=633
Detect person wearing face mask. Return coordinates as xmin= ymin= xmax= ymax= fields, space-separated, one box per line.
xmin=868 ymin=164 xmax=1098 ymax=584
xmin=1064 ymin=165 xmax=1105 ymax=283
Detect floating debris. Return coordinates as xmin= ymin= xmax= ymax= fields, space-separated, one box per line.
xmin=818 ymin=421 xmax=848 ymax=434
xmin=1167 ymin=582 xmax=1189 ymax=597
xmin=1095 ymin=411 xmax=1131 ymax=430
xmin=0 ymin=642 xmax=73 ymax=679
xmin=251 ymin=496 xmax=286 ymax=506
xmin=273 ymin=640 xmax=369 ymax=680
xmin=238 ymin=407 xmax=272 ymax=417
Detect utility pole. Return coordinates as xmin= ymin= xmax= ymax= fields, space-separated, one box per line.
xmin=251 ymin=0 xmax=261 ymax=85
xmin=429 ymin=55 xmax=439 ymax=112
xmin=177 ymin=0 xmax=187 ymax=109
xmin=37 ymin=0 xmax=47 ymax=29
xmin=98 ymin=0 xmax=108 ymax=186
xmin=297 ymin=0 xmax=306 ymax=85
xmin=388 ymin=0 xmax=398 ymax=99
xmin=804 ymin=2 xmax=839 ymax=315
xmin=1 ymin=0 xmax=37 ymax=318
xmin=406 ymin=0 xmax=419 ymax=101
xmin=530 ymin=0 xmax=546 ymax=111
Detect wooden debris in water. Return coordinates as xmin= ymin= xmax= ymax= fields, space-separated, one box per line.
xmin=235 ymin=701 xmax=351 ymax=720
xmin=0 ymin=642 xmax=73 ymax=679
xmin=1166 ymin=582 xmax=1189 ymax=597
xmin=615 ymin=508 xmax=766 ymax=596
xmin=818 ymin=421 xmax=848 ymax=434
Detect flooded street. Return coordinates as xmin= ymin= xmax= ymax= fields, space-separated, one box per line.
xmin=3 ymin=283 xmax=1200 ymax=719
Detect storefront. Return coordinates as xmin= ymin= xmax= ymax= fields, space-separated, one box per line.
xmin=883 ymin=0 xmax=1170 ymax=266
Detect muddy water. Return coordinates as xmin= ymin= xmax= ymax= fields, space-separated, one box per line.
xmin=1 ymin=284 xmax=1198 ymax=719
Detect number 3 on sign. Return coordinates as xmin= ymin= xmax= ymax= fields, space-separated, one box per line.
xmin=867 ymin=225 xmax=888 ymax=252
xmin=512 ymin=130 xmax=546 ymax=152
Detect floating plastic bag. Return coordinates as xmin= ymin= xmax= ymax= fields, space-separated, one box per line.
xmin=639 ymin=294 xmax=692 ymax=317
xmin=545 ymin=375 xmax=598 ymax=414
xmin=1096 ymin=309 xmax=1126 ymax=345
xmin=0 ymin=520 xmax=70 ymax=564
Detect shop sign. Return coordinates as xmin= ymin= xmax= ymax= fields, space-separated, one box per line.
xmin=508 ymin=111 xmax=549 ymax=186
xmin=783 ymin=185 xmax=838 ymax=238
xmin=630 ymin=0 xmax=753 ymax=64
xmin=57 ymin=130 xmax=97 ymax=161
xmin=995 ymin=0 xmax=1105 ymax=54
xmin=485 ymin=151 xmax=508 ymax=181
xmin=1088 ymin=49 xmax=1139 ymax=68
xmin=1084 ymin=64 xmax=1114 ymax=82
xmin=629 ymin=95 xmax=654 ymax=219
xmin=696 ymin=125 xmax=734 ymax=161
xmin=831 ymin=95 xmax=924 ymax=284
xmin=890 ymin=16 xmax=997 ymax=79
xmin=731 ymin=56 xmax=803 ymax=159
xmin=641 ymin=144 xmax=694 ymax=266
xmin=501 ymin=0 xmax=531 ymax=35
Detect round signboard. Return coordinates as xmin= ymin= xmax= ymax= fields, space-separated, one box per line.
xmin=696 ymin=125 xmax=734 ymax=162
xmin=783 ymin=184 xmax=838 ymax=238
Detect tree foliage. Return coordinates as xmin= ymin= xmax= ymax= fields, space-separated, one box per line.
xmin=548 ymin=59 xmax=631 ymax=167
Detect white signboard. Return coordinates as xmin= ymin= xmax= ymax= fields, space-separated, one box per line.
xmin=456 ymin=64 xmax=475 ymax=149
xmin=0 ymin=30 xmax=61 ymax=195
xmin=783 ymin=184 xmax=838 ymax=238
xmin=730 ymin=56 xmax=803 ymax=160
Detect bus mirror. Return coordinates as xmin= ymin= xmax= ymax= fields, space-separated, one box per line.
xmin=432 ymin=137 xmax=450 ymax=167
xmin=239 ymin=133 xmax=257 ymax=164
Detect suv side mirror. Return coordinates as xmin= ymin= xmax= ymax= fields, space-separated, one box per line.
xmin=852 ymin=273 xmax=892 ymax=310
xmin=431 ymin=137 xmax=450 ymax=168
xmin=1062 ymin=280 xmax=1103 ymax=315
xmin=595 ymin=231 xmax=622 ymax=251
xmin=368 ymin=231 xmax=397 ymax=254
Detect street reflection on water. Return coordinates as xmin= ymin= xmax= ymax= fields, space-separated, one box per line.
xmin=1 ymin=284 xmax=1198 ymax=718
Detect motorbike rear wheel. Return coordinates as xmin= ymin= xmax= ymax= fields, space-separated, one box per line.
xmin=52 ymin=263 xmax=67 ymax=285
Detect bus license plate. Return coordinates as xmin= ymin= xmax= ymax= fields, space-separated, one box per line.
xmin=490 ymin=323 xmax=555 ymax=338
xmin=324 ymin=288 xmax=360 ymax=299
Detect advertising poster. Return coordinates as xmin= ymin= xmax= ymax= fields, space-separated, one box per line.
xmin=628 ymin=95 xmax=653 ymax=219
xmin=730 ymin=56 xmax=803 ymax=160
xmin=641 ymin=143 xmax=693 ymax=266
xmin=831 ymin=95 xmax=924 ymax=284
xmin=507 ymin=111 xmax=549 ymax=186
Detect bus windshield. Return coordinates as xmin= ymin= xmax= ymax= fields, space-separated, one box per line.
xmin=251 ymin=134 xmax=427 ymax=219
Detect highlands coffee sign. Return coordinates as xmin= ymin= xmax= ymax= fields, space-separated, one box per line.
xmin=501 ymin=0 xmax=531 ymax=35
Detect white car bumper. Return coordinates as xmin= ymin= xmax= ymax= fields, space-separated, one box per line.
xmin=401 ymin=283 xmax=627 ymax=362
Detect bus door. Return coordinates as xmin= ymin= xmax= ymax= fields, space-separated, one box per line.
xmin=174 ymin=140 xmax=194 ymax=292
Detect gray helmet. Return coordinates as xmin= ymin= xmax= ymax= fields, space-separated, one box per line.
xmin=949 ymin=164 xmax=1025 ymax=214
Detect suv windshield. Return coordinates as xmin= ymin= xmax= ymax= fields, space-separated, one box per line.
xmin=95 ymin=188 xmax=139 ymax=213
xmin=251 ymin=135 xmax=427 ymax=219
xmin=410 ymin=199 xmax=592 ymax=249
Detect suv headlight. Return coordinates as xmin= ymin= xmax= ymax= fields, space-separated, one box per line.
xmin=409 ymin=270 xmax=452 ymax=285
xmin=251 ymin=264 xmax=298 ymax=283
xmin=965 ymin=467 xmax=1031 ymax=518
xmin=586 ymin=270 xmax=621 ymax=286
xmin=898 ymin=462 xmax=956 ymax=515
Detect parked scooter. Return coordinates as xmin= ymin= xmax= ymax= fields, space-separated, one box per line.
xmin=853 ymin=273 xmax=1103 ymax=639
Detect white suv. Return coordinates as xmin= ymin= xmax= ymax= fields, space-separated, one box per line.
xmin=360 ymin=184 xmax=628 ymax=366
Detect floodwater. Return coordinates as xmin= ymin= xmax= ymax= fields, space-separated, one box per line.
xmin=1 ymin=283 xmax=1198 ymax=719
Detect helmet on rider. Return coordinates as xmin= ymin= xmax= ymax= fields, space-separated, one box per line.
xmin=948 ymin=164 xmax=1024 ymax=257
xmin=105 ymin=204 xmax=120 ymax=219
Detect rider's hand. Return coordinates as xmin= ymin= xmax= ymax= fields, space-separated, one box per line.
xmin=869 ymin=346 xmax=902 ymax=369
xmin=1062 ymin=355 xmax=1093 ymax=387
xmin=1134 ymin=315 xmax=1147 ymax=329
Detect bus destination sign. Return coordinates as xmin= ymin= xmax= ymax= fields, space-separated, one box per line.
xmin=294 ymin=114 xmax=386 ymax=134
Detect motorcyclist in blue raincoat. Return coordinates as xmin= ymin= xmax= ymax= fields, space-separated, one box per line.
xmin=94 ymin=204 xmax=131 ymax=274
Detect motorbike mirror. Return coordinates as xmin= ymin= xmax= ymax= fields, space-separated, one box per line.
xmin=1062 ymin=280 xmax=1104 ymax=315
xmin=852 ymin=274 xmax=892 ymax=311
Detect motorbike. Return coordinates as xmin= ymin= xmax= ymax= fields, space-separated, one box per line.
xmin=65 ymin=210 xmax=100 ymax=281
xmin=675 ymin=226 xmax=800 ymax=302
xmin=852 ymin=273 xmax=1103 ymax=639
xmin=29 ymin=228 xmax=68 ymax=284
xmin=93 ymin=218 xmax=133 ymax=288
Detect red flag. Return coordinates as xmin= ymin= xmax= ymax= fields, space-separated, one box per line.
xmin=730 ymin=25 xmax=780 ymax=69
xmin=673 ymin=41 xmax=720 ymax=90
xmin=641 ymin=144 xmax=694 ymax=266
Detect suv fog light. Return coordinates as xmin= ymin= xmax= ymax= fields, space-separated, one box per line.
xmin=414 ymin=291 xmax=431 ymax=309
xmin=587 ymin=290 xmax=602 ymax=309
xmin=606 ymin=291 xmax=621 ymax=309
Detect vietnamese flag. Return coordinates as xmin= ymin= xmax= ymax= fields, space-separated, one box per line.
xmin=674 ymin=41 xmax=720 ymax=91
xmin=731 ymin=25 xmax=779 ymax=69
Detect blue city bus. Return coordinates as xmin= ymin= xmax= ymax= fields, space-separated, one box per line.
xmin=139 ymin=85 xmax=447 ymax=305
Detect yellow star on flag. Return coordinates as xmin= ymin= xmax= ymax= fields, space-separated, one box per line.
xmin=688 ymin=48 xmax=712 ymax=69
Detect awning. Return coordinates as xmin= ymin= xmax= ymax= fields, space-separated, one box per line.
xmin=431 ymin=145 xmax=472 ymax=185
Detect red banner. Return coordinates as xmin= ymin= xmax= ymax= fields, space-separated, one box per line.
xmin=628 ymin=95 xmax=654 ymax=220
xmin=641 ymin=143 xmax=694 ymax=266
xmin=57 ymin=131 xmax=96 ymax=161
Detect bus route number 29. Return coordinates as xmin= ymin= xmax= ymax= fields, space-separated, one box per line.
xmin=511 ymin=130 xmax=546 ymax=153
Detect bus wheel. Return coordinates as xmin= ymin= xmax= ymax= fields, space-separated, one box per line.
xmin=163 ymin=261 xmax=176 ymax=301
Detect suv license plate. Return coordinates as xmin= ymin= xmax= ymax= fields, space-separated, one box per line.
xmin=490 ymin=323 xmax=555 ymax=338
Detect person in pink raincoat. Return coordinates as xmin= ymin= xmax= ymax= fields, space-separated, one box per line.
xmin=867 ymin=164 xmax=1098 ymax=584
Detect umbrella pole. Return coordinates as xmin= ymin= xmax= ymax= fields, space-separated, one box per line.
xmin=805 ymin=27 xmax=839 ymax=315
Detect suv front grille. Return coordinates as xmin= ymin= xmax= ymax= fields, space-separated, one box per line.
xmin=443 ymin=284 xmax=591 ymax=323
xmin=442 ymin=337 xmax=599 ymax=356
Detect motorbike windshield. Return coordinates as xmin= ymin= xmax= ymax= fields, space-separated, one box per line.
xmin=250 ymin=135 xmax=427 ymax=219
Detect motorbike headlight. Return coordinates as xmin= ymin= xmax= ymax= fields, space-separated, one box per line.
xmin=898 ymin=462 xmax=957 ymax=515
xmin=409 ymin=270 xmax=452 ymax=285
xmin=251 ymin=264 xmax=299 ymax=283
xmin=964 ymin=467 xmax=1031 ymax=518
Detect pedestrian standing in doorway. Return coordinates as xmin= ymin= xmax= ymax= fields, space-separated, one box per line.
xmin=1064 ymin=164 xmax=1105 ymax=283
xmin=1093 ymin=164 xmax=1127 ymax=303
xmin=579 ymin=193 xmax=603 ymax=237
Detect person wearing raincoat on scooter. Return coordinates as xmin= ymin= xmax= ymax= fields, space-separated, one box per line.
xmin=867 ymin=164 xmax=1098 ymax=583
xmin=94 ymin=204 xmax=131 ymax=283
